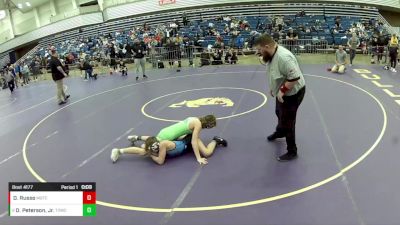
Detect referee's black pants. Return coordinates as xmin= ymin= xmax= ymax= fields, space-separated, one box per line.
xmin=274 ymin=86 xmax=305 ymax=154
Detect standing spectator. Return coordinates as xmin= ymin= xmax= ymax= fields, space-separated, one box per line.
xmin=132 ymin=39 xmax=148 ymax=81
xmin=49 ymin=46 xmax=70 ymax=105
xmin=285 ymin=27 xmax=298 ymax=53
xmin=347 ymin=33 xmax=360 ymax=66
xmin=331 ymin=45 xmax=348 ymax=74
xmin=14 ymin=63 xmax=22 ymax=79
xmin=125 ymin=42 xmax=133 ymax=59
xmin=173 ymin=35 xmax=183 ymax=72
xmin=182 ymin=12 xmax=189 ymax=26
xmin=255 ymin=34 xmax=306 ymax=161
xmin=109 ymin=43 xmax=117 ymax=74
xmin=22 ymin=62 xmax=30 ymax=85
xmin=377 ymin=31 xmax=387 ymax=63
xmin=272 ymin=28 xmax=281 ymax=42
xmin=80 ymin=58 xmax=95 ymax=80
xmin=5 ymin=68 xmax=15 ymax=93
xmin=8 ymin=65 xmax=18 ymax=89
xmin=231 ymin=29 xmax=240 ymax=48
xmin=275 ymin=16 xmax=284 ymax=31
xmin=183 ymin=36 xmax=194 ymax=67
xmin=388 ymin=34 xmax=398 ymax=72
xmin=369 ymin=33 xmax=379 ymax=63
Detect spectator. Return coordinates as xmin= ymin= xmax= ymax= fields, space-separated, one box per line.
xmin=172 ymin=34 xmax=183 ymax=72
xmin=272 ymin=28 xmax=281 ymax=42
xmin=200 ymin=49 xmax=211 ymax=67
xmin=13 ymin=64 xmax=21 ymax=86
xmin=388 ymin=34 xmax=399 ymax=72
xmin=369 ymin=33 xmax=379 ymax=63
xmin=225 ymin=49 xmax=232 ymax=64
xmin=275 ymin=16 xmax=284 ymax=31
xmin=182 ymin=12 xmax=189 ymax=26
xmin=285 ymin=27 xmax=298 ymax=53
xmin=231 ymin=51 xmax=238 ymax=64
xmin=347 ymin=33 xmax=360 ymax=66
xmin=8 ymin=64 xmax=18 ymax=89
xmin=231 ymin=29 xmax=240 ymax=48
xmin=211 ymin=49 xmax=223 ymax=65
xmin=331 ymin=45 xmax=348 ymax=74
xmin=109 ymin=43 xmax=117 ymax=74
xmin=183 ymin=36 xmax=194 ymax=67
xmin=5 ymin=68 xmax=15 ymax=93
xmin=21 ymin=62 xmax=30 ymax=85
xmin=377 ymin=31 xmax=387 ymax=63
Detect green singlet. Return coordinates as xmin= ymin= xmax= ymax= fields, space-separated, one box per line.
xmin=156 ymin=117 xmax=195 ymax=141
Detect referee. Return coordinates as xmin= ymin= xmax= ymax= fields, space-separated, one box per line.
xmin=255 ymin=34 xmax=306 ymax=161
xmin=49 ymin=46 xmax=70 ymax=105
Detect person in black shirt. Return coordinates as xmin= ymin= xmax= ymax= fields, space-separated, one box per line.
xmin=231 ymin=51 xmax=238 ymax=64
xmin=182 ymin=12 xmax=189 ymax=26
xmin=376 ymin=32 xmax=387 ymax=63
xmin=132 ymin=39 xmax=148 ymax=81
xmin=125 ymin=43 xmax=133 ymax=59
xmin=49 ymin=46 xmax=70 ymax=105
xmin=369 ymin=34 xmax=379 ymax=64
xmin=109 ymin=43 xmax=117 ymax=74
xmin=211 ymin=49 xmax=223 ymax=65
xmin=200 ymin=49 xmax=211 ymax=67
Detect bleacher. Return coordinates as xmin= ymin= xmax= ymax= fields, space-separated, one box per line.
xmin=29 ymin=3 xmax=383 ymax=60
xmin=0 ymin=52 xmax=10 ymax=69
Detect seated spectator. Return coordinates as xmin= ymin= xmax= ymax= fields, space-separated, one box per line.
xmin=81 ymin=59 xmax=97 ymax=80
xmin=200 ymin=50 xmax=211 ymax=67
xmin=231 ymin=51 xmax=238 ymax=64
xmin=225 ymin=49 xmax=232 ymax=64
xmin=211 ymin=49 xmax=223 ymax=65
xmin=223 ymin=25 xmax=230 ymax=35
xmin=331 ymin=45 xmax=347 ymax=74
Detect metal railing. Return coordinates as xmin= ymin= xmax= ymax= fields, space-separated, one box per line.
xmin=279 ymin=39 xmax=329 ymax=54
xmin=149 ymin=46 xmax=198 ymax=68
xmin=15 ymin=44 xmax=41 ymax=65
xmin=377 ymin=14 xmax=399 ymax=36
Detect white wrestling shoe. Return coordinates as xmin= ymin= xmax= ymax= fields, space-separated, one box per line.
xmin=111 ymin=148 xmax=120 ymax=163
xmin=127 ymin=135 xmax=139 ymax=143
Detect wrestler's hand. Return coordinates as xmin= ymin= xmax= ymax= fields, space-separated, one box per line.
xmin=197 ymin=158 xmax=208 ymax=165
xmin=277 ymin=90 xmax=285 ymax=103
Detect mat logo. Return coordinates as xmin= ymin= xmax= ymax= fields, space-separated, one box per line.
xmin=353 ymin=69 xmax=400 ymax=106
xmin=169 ymin=97 xmax=234 ymax=108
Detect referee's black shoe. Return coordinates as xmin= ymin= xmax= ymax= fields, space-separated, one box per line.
xmin=267 ymin=132 xmax=284 ymax=141
xmin=277 ymin=152 xmax=298 ymax=162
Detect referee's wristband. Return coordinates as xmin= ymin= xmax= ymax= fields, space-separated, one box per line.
xmin=280 ymin=84 xmax=289 ymax=94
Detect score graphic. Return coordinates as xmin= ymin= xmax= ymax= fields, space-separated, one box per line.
xmin=8 ymin=182 xmax=96 ymax=217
